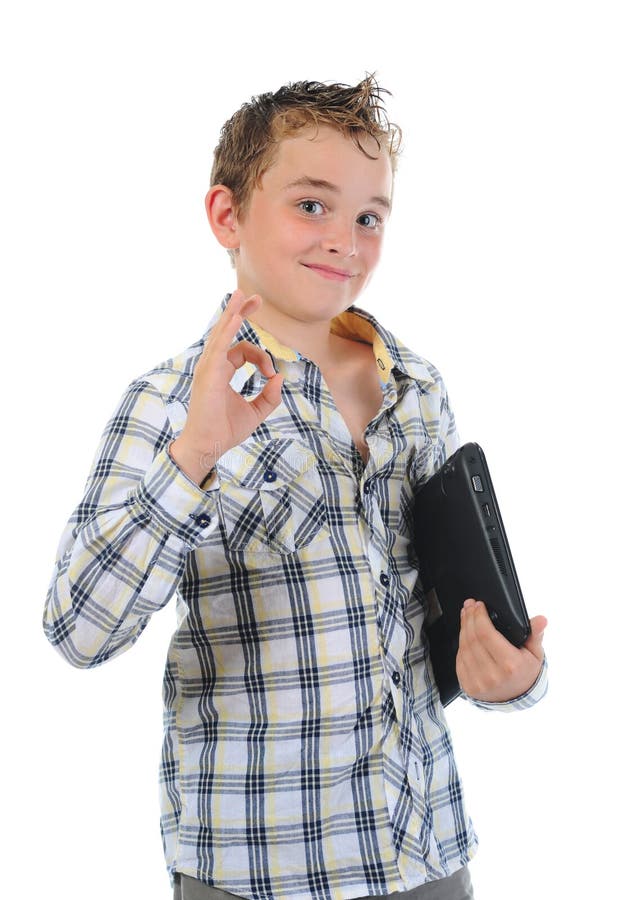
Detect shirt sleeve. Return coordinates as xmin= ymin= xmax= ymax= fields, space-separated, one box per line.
xmin=460 ymin=654 xmax=549 ymax=711
xmin=433 ymin=380 xmax=461 ymax=472
xmin=42 ymin=379 xmax=220 ymax=669
xmin=412 ymin=367 xmax=461 ymax=491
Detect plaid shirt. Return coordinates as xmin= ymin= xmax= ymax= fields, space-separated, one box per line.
xmin=43 ymin=293 xmax=547 ymax=900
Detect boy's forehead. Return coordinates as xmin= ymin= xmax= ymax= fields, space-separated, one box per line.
xmin=264 ymin=125 xmax=392 ymax=193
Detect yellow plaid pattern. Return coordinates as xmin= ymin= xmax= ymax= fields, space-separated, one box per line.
xmin=44 ymin=294 xmax=547 ymax=899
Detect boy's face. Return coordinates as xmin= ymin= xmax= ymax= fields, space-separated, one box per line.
xmin=229 ymin=124 xmax=393 ymax=330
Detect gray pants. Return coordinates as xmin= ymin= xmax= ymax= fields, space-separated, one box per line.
xmin=173 ymin=868 xmax=474 ymax=900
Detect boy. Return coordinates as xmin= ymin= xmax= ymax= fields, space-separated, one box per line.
xmin=43 ymin=75 xmax=547 ymax=900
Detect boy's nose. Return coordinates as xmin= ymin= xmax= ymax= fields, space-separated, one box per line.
xmin=320 ymin=220 xmax=357 ymax=257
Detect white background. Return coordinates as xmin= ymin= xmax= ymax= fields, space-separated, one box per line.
xmin=2 ymin=1 xmax=638 ymax=897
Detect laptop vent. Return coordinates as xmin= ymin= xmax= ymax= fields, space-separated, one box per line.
xmin=490 ymin=537 xmax=508 ymax=577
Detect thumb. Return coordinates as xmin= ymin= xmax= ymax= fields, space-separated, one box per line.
xmin=523 ymin=615 xmax=547 ymax=660
xmin=249 ymin=372 xmax=284 ymax=420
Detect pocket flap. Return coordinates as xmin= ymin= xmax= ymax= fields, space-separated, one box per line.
xmin=216 ymin=438 xmax=319 ymax=492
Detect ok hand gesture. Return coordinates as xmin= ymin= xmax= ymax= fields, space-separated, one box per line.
xmin=169 ymin=289 xmax=284 ymax=485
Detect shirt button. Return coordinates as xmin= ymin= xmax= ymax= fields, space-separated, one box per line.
xmin=194 ymin=513 xmax=211 ymax=528
xmin=380 ymin=572 xmax=390 ymax=587
xmin=263 ymin=469 xmax=277 ymax=483
xmin=363 ymin=482 xmax=371 ymax=494
xmin=392 ymin=671 xmax=402 ymax=686
xmin=376 ymin=357 xmax=386 ymax=371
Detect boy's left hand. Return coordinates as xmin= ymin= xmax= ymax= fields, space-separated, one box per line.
xmin=456 ymin=599 xmax=547 ymax=703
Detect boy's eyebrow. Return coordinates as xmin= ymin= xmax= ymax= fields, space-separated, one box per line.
xmin=283 ymin=175 xmax=391 ymax=211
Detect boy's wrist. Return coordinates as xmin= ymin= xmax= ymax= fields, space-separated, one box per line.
xmin=168 ymin=438 xmax=217 ymax=488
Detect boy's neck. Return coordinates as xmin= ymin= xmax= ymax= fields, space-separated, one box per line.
xmin=244 ymin=301 xmax=350 ymax=369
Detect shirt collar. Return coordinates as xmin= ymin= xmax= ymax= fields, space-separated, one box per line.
xmin=203 ymin=293 xmax=436 ymax=388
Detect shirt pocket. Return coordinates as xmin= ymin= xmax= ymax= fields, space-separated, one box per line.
xmin=215 ymin=438 xmax=328 ymax=553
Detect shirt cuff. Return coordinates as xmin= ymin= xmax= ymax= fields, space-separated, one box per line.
xmin=131 ymin=443 xmax=220 ymax=548
xmin=463 ymin=654 xmax=549 ymax=712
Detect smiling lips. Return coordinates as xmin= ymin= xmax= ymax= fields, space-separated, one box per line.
xmin=303 ymin=263 xmax=355 ymax=281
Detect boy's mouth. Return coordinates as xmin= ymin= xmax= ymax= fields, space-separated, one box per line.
xmin=302 ymin=263 xmax=355 ymax=282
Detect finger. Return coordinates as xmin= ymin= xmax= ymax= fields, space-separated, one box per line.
xmin=230 ymin=288 xmax=262 ymax=320
xmin=523 ymin=615 xmax=547 ymax=661
xmin=462 ymin=600 xmax=518 ymax=670
xmin=205 ymin=291 xmax=261 ymax=354
xmin=227 ymin=340 xmax=277 ymax=376
xmin=459 ymin=602 xmax=501 ymax=676
xmin=204 ymin=290 xmax=245 ymax=341
xmin=212 ymin=293 xmax=257 ymax=344
xmin=457 ymin=606 xmax=498 ymax=696
xmin=228 ymin=289 xmax=263 ymax=322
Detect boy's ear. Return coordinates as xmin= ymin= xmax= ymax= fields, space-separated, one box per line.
xmin=205 ymin=184 xmax=240 ymax=251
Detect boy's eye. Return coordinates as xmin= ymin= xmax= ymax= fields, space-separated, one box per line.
xmin=358 ymin=213 xmax=382 ymax=229
xmin=299 ymin=200 xmax=324 ymax=215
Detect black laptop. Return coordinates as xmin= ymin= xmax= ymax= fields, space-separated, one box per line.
xmin=413 ymin=442 xmax=531 ymax=705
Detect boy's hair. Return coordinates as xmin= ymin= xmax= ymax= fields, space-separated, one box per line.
xmin=210 ymin=72 xmax=402 ymax=268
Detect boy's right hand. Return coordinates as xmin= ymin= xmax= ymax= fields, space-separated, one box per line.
xmin=169 ymin=289 xmax=284 ymax=486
